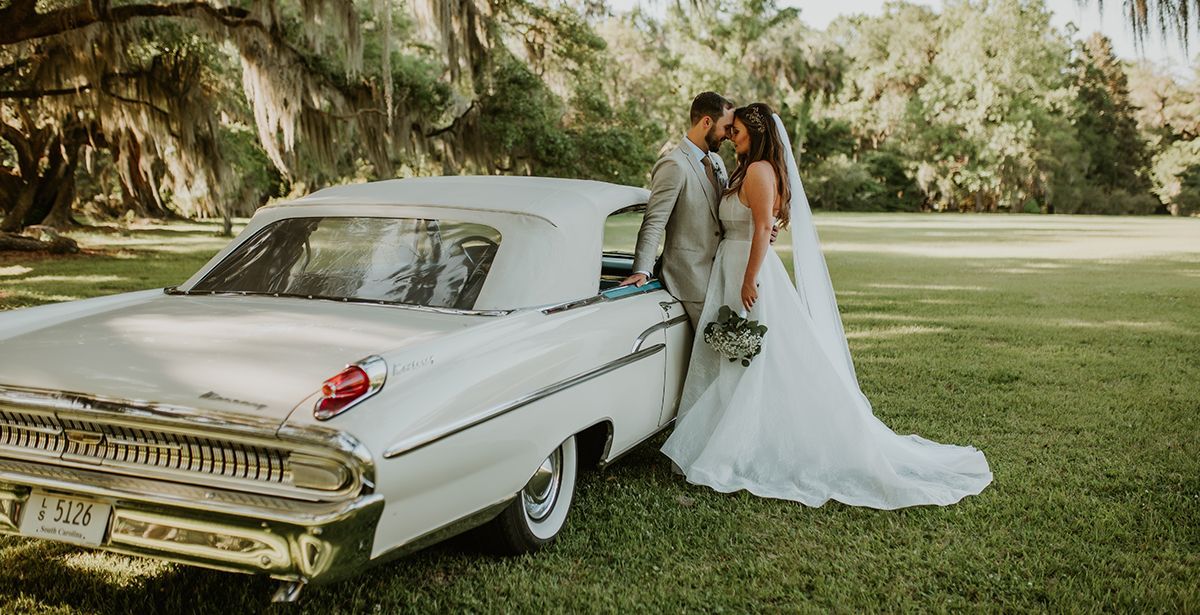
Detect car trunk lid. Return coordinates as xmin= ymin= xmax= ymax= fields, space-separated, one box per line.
xmin=0 ymin=294 xmax=482 ymax=428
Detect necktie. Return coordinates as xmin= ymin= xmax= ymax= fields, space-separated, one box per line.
xmin=702 ymin=155 xmax=721 ymax=196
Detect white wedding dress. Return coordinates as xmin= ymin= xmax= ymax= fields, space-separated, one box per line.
xmin=661 ymin=117 xmax=992 ymax=509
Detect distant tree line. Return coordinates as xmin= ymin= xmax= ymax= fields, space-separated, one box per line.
xmin=1 ymin=0 xmax=1197 ymax=246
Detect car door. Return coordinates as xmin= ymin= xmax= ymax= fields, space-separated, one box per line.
xmin=656 ymin=296 xmax=692 ymax=426
xmin=590 ymin=282 xmax=670 ymax=445
xmin=597 ymin=205 xmax=688 ymax=443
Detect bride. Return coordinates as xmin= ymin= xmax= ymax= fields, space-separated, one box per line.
xmin=661 ymin=103 xmax=993 ymax=509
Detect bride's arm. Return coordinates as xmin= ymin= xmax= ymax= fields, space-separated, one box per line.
xmin=740 ymin=161 xmax=777 ymax=311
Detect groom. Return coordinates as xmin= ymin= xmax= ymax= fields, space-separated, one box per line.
xmin=621 ymin=91 xmax=734 ymax=328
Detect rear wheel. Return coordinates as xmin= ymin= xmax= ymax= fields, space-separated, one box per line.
xmin=484 ymin=435 xmax=578 ymax=554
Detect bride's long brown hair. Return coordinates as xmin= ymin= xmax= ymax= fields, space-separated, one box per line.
xmin=724 ymin=102 xmax=791 ymax=228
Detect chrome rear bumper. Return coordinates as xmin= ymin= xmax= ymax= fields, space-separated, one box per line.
xmin=0 ymin=458 xmax=383 ymax=584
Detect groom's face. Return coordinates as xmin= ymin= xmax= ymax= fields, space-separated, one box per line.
xmin=704 ymin=108 xmax=736 ymax=153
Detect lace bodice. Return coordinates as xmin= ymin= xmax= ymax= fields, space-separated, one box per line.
xmin=719 ymin=192 xmax=755 ymax=242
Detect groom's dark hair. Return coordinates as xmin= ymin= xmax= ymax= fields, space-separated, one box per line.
xmin=690 ymin=92 xmax=733 ymax=126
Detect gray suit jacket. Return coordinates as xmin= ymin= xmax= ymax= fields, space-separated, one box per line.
xmin=633 ymin=143 xmax=726 ymax=303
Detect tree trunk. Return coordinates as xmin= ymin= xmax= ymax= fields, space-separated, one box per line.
xmin=118 ymin=169 xmax=161 ymax=218
xmin=0 ymin=114 xmax=51 ymax=232
xmin=17 ymin=123 xmax=88 ymax=230
xmin=0 ymin=231 xmax=78 ymax=253
xmin=0 ymin=185 xmax=38 ymax=232
xmin=22 ymin=136 xmax=71 ymax=228
xmin=41 ymin=169 xmax=79 ymax=229
xmin=117 ymin=134 xmax=174 ymax=219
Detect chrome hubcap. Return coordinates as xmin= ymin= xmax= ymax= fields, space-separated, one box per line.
xmin=522 ymin=448 xmax=562 ymax=521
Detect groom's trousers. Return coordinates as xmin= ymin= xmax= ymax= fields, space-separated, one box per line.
xmin=656 ymin=257 xmax=704 ymax=330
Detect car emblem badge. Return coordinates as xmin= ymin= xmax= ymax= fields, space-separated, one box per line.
xmin=64 ymin=429 xmax=106 ymax=446
xmin=199 ymin=390 xmax=269 ymax=411
xmin=394 ymin=356 xmax=434 ymax=375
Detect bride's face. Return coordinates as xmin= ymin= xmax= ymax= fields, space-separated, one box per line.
xmin=730 ymin=118 xmax=751 ymax=156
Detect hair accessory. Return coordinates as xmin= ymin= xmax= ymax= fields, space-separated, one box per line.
xmin=743 ymin=106 xmax=767 ymax=133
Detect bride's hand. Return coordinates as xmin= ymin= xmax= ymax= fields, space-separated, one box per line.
xmin=741 ymin=280 xmax=758 ymax=311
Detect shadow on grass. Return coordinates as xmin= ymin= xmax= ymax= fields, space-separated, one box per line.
xmin=0 ymin=536 xmax=488 ymax=613
xmin=0 ymin=455 xmax=673 ymax=614
xmin=0 ymin=538 xmax=273 ymax=613
xmin=96 ymin=227 xmax=233 ymax=239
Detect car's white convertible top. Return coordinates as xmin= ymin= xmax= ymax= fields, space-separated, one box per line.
xmin=183 ymin=176 xmax=651 ymax=310
xmin=289 ymin=176 xmax=649 ymax=231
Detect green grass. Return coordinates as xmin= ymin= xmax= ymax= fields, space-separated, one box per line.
xmin=1 ymin=214 xmax=1198 ymax=612
xmin=0 ymin=222 xmax=242 ymax=310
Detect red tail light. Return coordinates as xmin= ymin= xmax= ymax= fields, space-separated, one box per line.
xmin=312 ymin=356 xmax=387 ymax=420
xmin=314 ymin=366 xmax=371 ymax=420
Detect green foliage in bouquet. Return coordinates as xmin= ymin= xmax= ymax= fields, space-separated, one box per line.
xmin=702 ymin=305 xmax=769 ymax=367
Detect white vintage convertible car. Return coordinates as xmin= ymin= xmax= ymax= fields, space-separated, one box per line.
xmin=0 ymin=177 xmax=693 ymax=601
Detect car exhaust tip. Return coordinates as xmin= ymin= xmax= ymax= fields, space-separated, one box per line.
xmin=272 ymin=581 xmax=305 ymax=603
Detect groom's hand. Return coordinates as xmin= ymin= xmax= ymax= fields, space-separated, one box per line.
xmin=620 ymin=273 xmax=649 ymax=287
xmin=770 ymin=223 xmax=780 ymax=244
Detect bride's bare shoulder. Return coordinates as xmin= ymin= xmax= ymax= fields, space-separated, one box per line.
xmin=742 ymin=161 xmax=779 ymax=211
xmin=744 ymin=160 xmax=777 ymax=189
xmin=745 ymin=160 xmax=777 ymax=184
xmin=746 ymin=160 xmax=776 ymax=175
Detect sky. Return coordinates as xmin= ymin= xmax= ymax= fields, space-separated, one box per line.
xmin=606 ymin=0 xmax=1197 ymax=72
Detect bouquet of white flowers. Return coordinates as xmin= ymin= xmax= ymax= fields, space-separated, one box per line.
xmin=702 ymin=305 xmax=768 ymax=367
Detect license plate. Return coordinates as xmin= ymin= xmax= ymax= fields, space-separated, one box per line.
xmin=18 ymin=491 xmax=111 ymax=547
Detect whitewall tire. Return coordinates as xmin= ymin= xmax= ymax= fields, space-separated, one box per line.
xmin=484 ymin=435 xmax=578 ymax=554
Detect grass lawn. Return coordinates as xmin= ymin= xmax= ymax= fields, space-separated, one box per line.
xmin=0 ymin=214 xmax=1198 ymax=613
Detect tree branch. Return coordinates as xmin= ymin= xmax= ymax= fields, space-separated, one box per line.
xmin=99 ymin=83 xmax=174 ymax=124
xmin=0 ymin=231 xmax=79 ymax=253
xmin=0 ymin=121 xmax=40 ymax=179
xmin=0 ymin=0 xmax=255 ymax=46
xmin=0 ymin=84 xmax=94 ymax=99
xmin=426 ymin=101 xmax=479 ymax=138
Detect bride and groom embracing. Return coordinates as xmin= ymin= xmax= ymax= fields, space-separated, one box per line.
xmin=621 ymin=92 xmax=992 ymax=509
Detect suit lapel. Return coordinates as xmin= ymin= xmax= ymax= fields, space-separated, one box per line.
xmin=678 ymin=145 xmax=719 ymax=221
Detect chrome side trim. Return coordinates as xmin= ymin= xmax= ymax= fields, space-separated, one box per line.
xmin=599 ymin=417 xmax=676 ymax=469
xmin=541 ymin=281 xmax=667 ymax=315
xmin=631 ymin=315 xmax=689 ymax=352
xmin=383 ymin=344 xmax=667 ymax=459
xmin=541 ymin=294 xmax=605 ymax=314
xmin=162 ymin=288 xmax=511 ymax=317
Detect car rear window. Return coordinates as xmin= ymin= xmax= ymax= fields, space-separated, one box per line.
xmin=192 ymin=217 xmax=502 ymax=310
